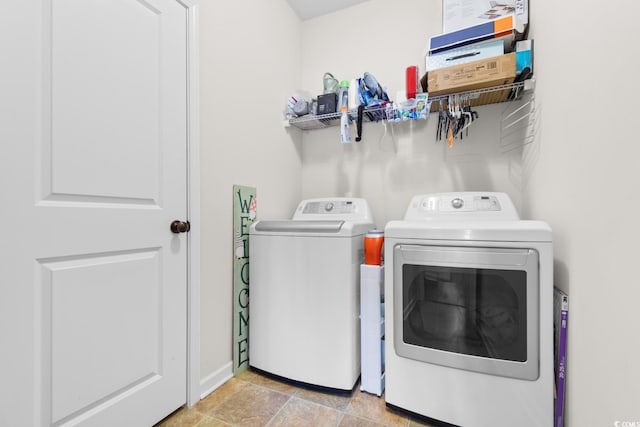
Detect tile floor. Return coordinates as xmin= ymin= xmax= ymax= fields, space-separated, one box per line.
xmin=155 ymin=368 xmax=436 ymax=427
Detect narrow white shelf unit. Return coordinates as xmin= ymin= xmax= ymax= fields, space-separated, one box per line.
xmin=360 ymin=264 xmax=385 ymax=396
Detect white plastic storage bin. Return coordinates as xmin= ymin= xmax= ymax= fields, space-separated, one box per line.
xmin=360 ymin=265 xmax=385 ymax=396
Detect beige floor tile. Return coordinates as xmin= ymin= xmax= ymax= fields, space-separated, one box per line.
xmin=268 ymin=397 xmax=342 ymax=427
xmin=407 ymin=417 xmax=437 ymax=427
xmin=339 ymin=413 xmax=387 ymax=427
xmin=193 ymin=414 xmax=232 ymax=427
xmin=155 ymin=406 xmax=205 ymax=427
xmin=235 ymin=369 xmax=298 ymax=395
xmin=346 ymin=392 xmax=409 ymax=427
xmin=163 ymin=371 xmax=433 ymax=427
xmin=293 ymin=385 xmax=353 ymax=411
xmin=211 ymin=382 xmax=290 ymax=426
xmin=194 ymin=377 xmax=247 ymax=414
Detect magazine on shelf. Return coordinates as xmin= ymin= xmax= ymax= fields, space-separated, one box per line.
xmin=429 ymin=14 xmax=525 ymax=54
xmin=553 ymin=287 xmax=569 ymax=427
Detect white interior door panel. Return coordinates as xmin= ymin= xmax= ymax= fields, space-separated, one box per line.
xmin=1 ymin=1 xmax=190 ymax=425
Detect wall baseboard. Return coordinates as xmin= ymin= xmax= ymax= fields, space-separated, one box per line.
xmin=199 ymin=361 xmax=233 ymax=400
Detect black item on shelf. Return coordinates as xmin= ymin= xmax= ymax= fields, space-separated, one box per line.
xmin=356 ymin=104 xmax=365 ymax=142
xmin=507 ymin=67 xmax=532 ymax=100
xmin=317 ymin=93 xmax=337 ymax=114
xmin=420 ymin=73 xmax=429 ymax=93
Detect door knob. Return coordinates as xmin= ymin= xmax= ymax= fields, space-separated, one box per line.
xmin=170 ymin=220 xmax=191 ymax=233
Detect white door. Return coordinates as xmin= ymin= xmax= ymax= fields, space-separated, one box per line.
xmin=0 ymin=1 xmax=190 ymax=425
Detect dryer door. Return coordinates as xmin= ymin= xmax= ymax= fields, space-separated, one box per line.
xmin=393 ymin=244 xmax=539 ymax=380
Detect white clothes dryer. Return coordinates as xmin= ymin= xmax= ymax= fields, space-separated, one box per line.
xmin=384 ymin=192 xmax=553 ymax=427
xmin=249 ymin=198 xmax=374 ymax=390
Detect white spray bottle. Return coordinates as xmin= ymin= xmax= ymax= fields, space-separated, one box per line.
xmin=338 ymin=80 xmax=351 ymax=144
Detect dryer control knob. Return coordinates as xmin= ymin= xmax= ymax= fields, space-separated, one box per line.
xmin=325 ymin=202 xmax=334 ymax=212
xmin=451 ymin=198 xmax=464 ymax=209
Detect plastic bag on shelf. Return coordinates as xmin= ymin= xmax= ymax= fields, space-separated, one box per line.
xmin=284 ymin=90 xmax=313 ymax=119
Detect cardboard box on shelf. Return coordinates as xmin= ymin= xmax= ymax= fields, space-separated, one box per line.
xmin=426 ymin=52 xmax=516 ymax=97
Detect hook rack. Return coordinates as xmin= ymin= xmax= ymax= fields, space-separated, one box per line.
xmin=428 ymin=80 xmax=528 ymax=111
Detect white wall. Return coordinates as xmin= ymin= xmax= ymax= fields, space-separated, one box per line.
xmin=200 ymin=1 xmax=640 ymax=425
xmin=525 ymin=2 xmax=640 ymax=426
xmin=199 ymin=0 xmax=303 ymax=380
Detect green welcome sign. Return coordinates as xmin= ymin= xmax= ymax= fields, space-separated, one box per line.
xmin=232 ymin=185 xmax=256 ymax=374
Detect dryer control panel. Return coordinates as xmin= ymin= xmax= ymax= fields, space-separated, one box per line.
xmin=433 ymin=195 xmax=500 ymax=212
xmin=404 ymin=192 xmax=519 ymax=220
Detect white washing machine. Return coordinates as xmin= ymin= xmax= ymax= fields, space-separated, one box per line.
xmin=384 ymin=192 xmax=553 ymax=427
xmin=249 ymin=198 xmax=374 ymax=390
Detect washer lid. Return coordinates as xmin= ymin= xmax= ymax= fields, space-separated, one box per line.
xmin=250 ymin=220 xmax=373 ymax=237
xmin=250 ymin=197 xmax=375 ymax=237
xmin=254 ymin=220 xmax=344 ymax=233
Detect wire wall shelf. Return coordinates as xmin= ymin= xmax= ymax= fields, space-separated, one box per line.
xmin=287 ymin=105 xmax=387 ymax=130
xmin=286 ymin=80 xmax=532 ymax=130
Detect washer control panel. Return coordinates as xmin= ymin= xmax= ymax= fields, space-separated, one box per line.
xmin=293 ymin=198 xmax=374 ymax=223
xmin=302 ymin=200 xmax=356 ymax=214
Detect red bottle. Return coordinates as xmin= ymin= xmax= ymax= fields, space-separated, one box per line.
xmin=364 ymin=230 xmax=384 ymax=266
xmin=406 ymin=65 xmax=418 ymax=100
